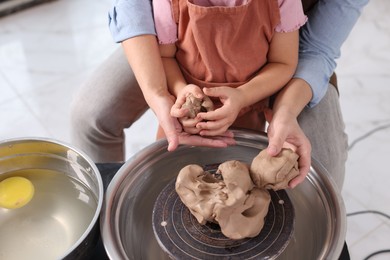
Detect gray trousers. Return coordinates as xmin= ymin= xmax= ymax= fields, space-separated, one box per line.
xmin=70 ymin=48 xmax=348 ymax=190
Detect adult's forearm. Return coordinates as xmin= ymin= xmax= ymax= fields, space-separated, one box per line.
xmin=296 ymin=0 xmax=369 ymax=107
xmin=272 ymin=78 xmax=313 ymax=118
xmin=121 ymin=35 xmax=170 ymax=105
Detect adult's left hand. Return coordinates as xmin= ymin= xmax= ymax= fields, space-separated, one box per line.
xmin=264 ymin=107 xmax=311 ymax=188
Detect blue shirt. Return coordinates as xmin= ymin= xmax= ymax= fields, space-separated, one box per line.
xmin=108 ymin=0 xmax=369 ymax=107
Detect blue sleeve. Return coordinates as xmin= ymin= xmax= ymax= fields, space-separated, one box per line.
xmin=108 ymin=0 xmax=156 ymax=43
xmin=294 ymin=0 xmax=369 ymax=107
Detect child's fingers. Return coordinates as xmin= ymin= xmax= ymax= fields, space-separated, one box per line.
xmin=196 ymin=119 xmax=226 ymax=131
xmin=171 ymin=106 xmax=188 ymax=118
xmin=183 ymin=126 xmax=201 ymax=135
xmin=187 ymin=84 xmax=204 ymax=99
xmin=203 ymin=87 xmax=227 ymax=99
xmin=197 ymin=108 xmax=226 ymax=121
xmin=180 ymin=117 xmax=200 ymax=128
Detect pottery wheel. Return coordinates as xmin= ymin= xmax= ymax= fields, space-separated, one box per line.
xmin=152 ymin=168 xmax=295 ymax=260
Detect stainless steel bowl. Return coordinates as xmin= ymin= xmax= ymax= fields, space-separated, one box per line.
xmin=0 ymin=138 xmax=103 ymax=259
xmin=101 ymin=130 xmax=346 ymax=260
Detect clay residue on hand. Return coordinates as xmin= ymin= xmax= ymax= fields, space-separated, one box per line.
xmin=250 ymin=148 xmax=299 ymax=190
xmin=181 ymin=93 xmax=214 ymax=118
xmin=175 ymin=161 xmax=270 ymax=239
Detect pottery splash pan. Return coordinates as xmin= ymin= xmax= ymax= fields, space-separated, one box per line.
xmin=152 ymin=176 xmax=294 ymax=259
xmin=101 ymin=130 xmax=346 ymax=260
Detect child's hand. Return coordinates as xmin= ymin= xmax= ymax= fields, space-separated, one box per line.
xmin=170 ymin=84 xmax=204 ymax=134
xmin=196 ymin=86 xmax=246 ymax=136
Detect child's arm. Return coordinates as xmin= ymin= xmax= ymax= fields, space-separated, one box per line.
xmin=197 ymin=30 xmax=299 ymax=136
xmin=238 ymin=30 xmax=299 ymax=106
xmin=159 ymin=44 xmax=187 ymax=97
xmin=159 ymin=44 xmax=204 ymax=134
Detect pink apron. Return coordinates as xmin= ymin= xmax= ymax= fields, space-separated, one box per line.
xmin=157 ymin=0 xmax=281 ymax=139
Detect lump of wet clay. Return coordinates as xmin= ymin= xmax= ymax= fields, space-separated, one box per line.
xmin=181 ymin=93 xmax=214 ymax=118
xmin=250 ymin=148 xmax=299 ymax=191
xmin=175 ymin=160 xmax=271 ymax=239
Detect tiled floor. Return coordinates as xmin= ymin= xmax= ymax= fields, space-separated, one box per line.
xmin=0 ymin=0 xmax=389 ymax=259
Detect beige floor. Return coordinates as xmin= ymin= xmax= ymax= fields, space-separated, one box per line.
xmin=1 ymin=0 xmax=390 ymax=259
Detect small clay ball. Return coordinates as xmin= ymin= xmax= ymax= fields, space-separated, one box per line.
xmin=181 ymin=93 xmax=214 ymax=118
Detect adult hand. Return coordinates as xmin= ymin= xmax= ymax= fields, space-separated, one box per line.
xmin=177 ymin=128 xmax=236 ymax=149
xmin=264 ymin=107 xmax=311 ymax=188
